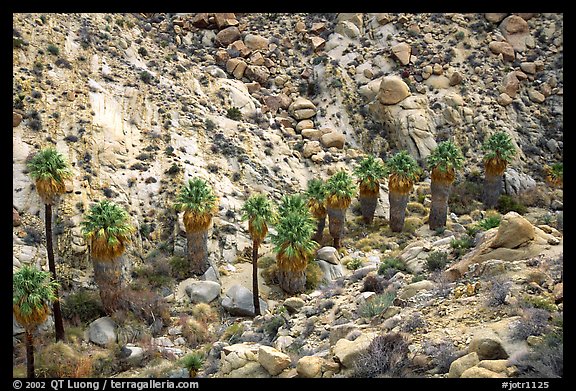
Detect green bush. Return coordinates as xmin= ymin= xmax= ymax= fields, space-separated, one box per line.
xmin=226 ymin=107 xmax=242 ymax=121
xmin=221 ymin=323 xmax=245 ymax=344
xmin=47 ymin=44 xmax=60 ymax=55
xmin=347 ymin=258 xmax=364 ymax=270
xmin=477 ymin=215 xmax=502 ymax=230
xmin=450 ymin=236 xmax=474 ymax=259
xmin=169 ymin=256 xmax=188 ymax=279
xmin=61 ymin=290 xmax=105 ymax=325
xmin=497 ymin=194 xmax=528 ymax=215
xmin=426 ymin=251 xmax=449 ymax=272
xmin=378 ymin=257 xmax=408 ymax=277
xmin=358 ymin=291 xmax=396 ymax=318
xmin=180 ymin=352 xmax=204 ymax=373
xmin=306 ymin=261 xmax=324 ymax=290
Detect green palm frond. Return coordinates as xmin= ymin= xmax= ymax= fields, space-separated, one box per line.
xmin=305 ymin=179 xmax=327 ymax=218
xmin=482 ymin=131 xmax=516 ymax=163
xmin=426 ymin=141 xmax=465 ymax=173
xmin=278 ymin=193 xmax=309 ymax=217
xmin=386 ymin=150 xmax=421 ymax=180
xmin=26 ymin=147 xmax=73 ymax=200
xmin=241 ymin=193 xmax=276 ymax=238
xmin=174 ymin=177 xmax=218 ymax=215
xmin=325 ymin=170 xmax=356 ymax=208
xmin=271 ymin=210 xmax=318 ymax=266
xmin=13 ymin=265 xmax=59 ymax=322
xmin=353 ymin=154 xmax=387 ymax=193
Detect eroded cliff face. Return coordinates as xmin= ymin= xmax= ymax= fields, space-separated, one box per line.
xmin=12 ymin=12 xmax=562 ymax=379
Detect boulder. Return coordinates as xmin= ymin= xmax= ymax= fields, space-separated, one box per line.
xmin=460 ymin=366 xmax=506 ymax=378
xmin=448 ymin=352 xmax=479 ymax=378
xmin=296 ymin=356 xmax=323 ymax=378
xmin=488 ymin=41 xmax=516 ymax=62
xmin=13 ymin=112 xmax=23 ymax=127
xmin=504 ymin=168 xmax=536 ymax=197
xmin=335 ymin=21 xmax=360 ymax=39
xmin=316 ymin=247 xmax=341 ymax=265
xmin=244 ymin=34 xmax=269 ymax=51
xmin=316 ymin=259 xmax=344 ymax=282
xmin=468 ymin=329 xmax=509 ymax=360
xmin=258 ymin=345 xmax=291 ymax=376
xmin=333 ymin=332 xmax=377 ymax=368
xmin=377 ymin=76 xmax=411 ymax=105
xmin=226 ymin=58 xmax=247 ymax=79
xmin=490 ymin=212 xmax=535 ymax=249
xmin=221 ymin=284 xmax=268 ymax=316
xmin=391 ymin=42 xmax=412 ymax=66
xmin=320 ymin=132 xmax=345 ymax=149
xmin=185 ymin=280 xmax=221 ymax=303
xmin=485 ymin=13 xmax=508 ymax=23
xmin=499 ymin=15 xmax=530 ymax=52
xmin=215 ymin=26 xmax=241 ymax=47
xmin=88 ymin=317 xmax=117 ymax=346
xmin=213 ymin=13 xmax=238 ymax=29
xmin=283 ymin=297 xmax=305 ymax=313
xmin=245 ymin=65 xmax=270 ymax=85
xmin=303 ymin=141 xmax=322 ymax=158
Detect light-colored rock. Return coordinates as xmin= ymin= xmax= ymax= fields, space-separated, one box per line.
xmin=315 ymin=259 xmax=344 ymax=282
xmin=477 ymin=359 xmax=509 ymax=374
xmin=283 ymin=297 xmax=305 ymax=313
xmin=215 ymin=26 xmax=241 ymax=47
xmin=485 ymin=13 xmax=508 ymax=23
xmin=316 ymin=247 xmax=341 ymax=265
xmin=320 ymin=132 xmax=345 ymax=149
xmin=226 ymin=58 xmax=247 ymax=79
xmin=297 ymin=356 xmax=323 ymax=378
xmin=221 ymin=284 xmax=268 ymax=316
xmin=225 ymin=361 xmax=270 ymax=378
xmin=88 ymin=317 xmax=117 ymax=346
xmin=499 ymin=15 xmax=530 ymax=52
xmin=303 ymin=141 xmax=322 ymax=158
xmin=244 ymin=34 xmax=269 ymax=51
xmin=488 ymin=41 xmax=515 ymax=62
xmin=528 ymin=89 xmax=545 ymax=103
xmin=258 ymin=345 xmax=292 ymax=376
xmin=399 ymin=280 xmax=436 ymax=300
xmin=301 ymin=128 xmax=322 ymax=140
xmin=461 ymin=366 xmax=506 ymax=378
xmin=377 ymin=76 xmax=410 ymax=105
xmin=504 ymin=168 xmax=537 ymax=197
xmin=296 ymin=119 xmax=315 ymax=132
xmin=309 ymin=36 xmax=326 ymax=51
xmin=448 ymin=352 xmax=480 ymax=378
xmin=500 ymin=71 xmax=520 ymax=98
xmin=333 ymin=332 xmax=377 ymax=368
xmin=520 ymin=62 xmax=536 ymax=74
xmin=185 ymin=280 xmax=221 ymax=303
xmin=497 ymin=93 xmax=513 ymax=106
xmin=468 ymin=329 xmax=509 ymax=360
xmin=245 ymin=65 xmax=270 ymax=84
xmin=335 ymin=21 xmax=360 ymax=39
xmin=391 ymin=42 xmax=412 ymax=66
xmin=490 ymin=212 xmax=535 ymax=249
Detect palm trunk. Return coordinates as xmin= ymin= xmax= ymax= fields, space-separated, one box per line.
xmin=327 ymin=207 xmax=345 ymax=248
xmin=25 ymin=329 xmax=35 ymax=378
xmin=429 ymin=180 xmax=452 ymax=230
xmin=252 ymin=241 xmax=261 ymax=316
xmin=187 ymin=230 xmax=209 ymax=276
xmin=45 ymin=204 xmax=65 ymax=341
xmin=277 ymin=269 xmax=306 ymax=294
xmin=93 ymin=257 xmax=123 ymax=314
xmin=359 ymin=194 xmax=378 ymax=224
xmin=389 ymin=191 xmax=409 ymax=232
xmin=483 ymin=173 xmax=503 ymax=210
xmin=312 ymin=216 xmax=326 ymax=244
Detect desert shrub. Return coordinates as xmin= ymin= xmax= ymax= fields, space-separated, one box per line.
xmin=358 ymin=291 xmax=396 ymax=319
xmin=422 ymin=339 xmax=463 ymax=373
xmin=226 ymin=107 xmax=242 ymax=121
xmin=180 ymin=351 xmax=204 ymax=375
xmin=169 ymin=256 xmax=188 ymax=279
xmin=362 ymin=273 xmax=387 ymax=293
xmin=378 ymin=257 xmax=408 ymax=278
xmin=47 ymin=44 xmax=60 ymax=55
xmin=353 ymin=332 xmax=411 ymax=377
xmin=485 ymin=278 xmax=511 ymax=307
xmin=521 ymin=294 xmax=557 ymax=312
xmin=221 ymin=323 xmax=245 ymax=344
xmin=22 ymin=227 xmax=43 ymax=245
xmin=306 ymin=261 xmax=324 ymax=290
xmin=191 ymin=303 xmax=218 ymax=323
xmin=36 ymin=342 xmax=92 ymax=378
xmin=426 ymin=251 xmax=449 ymax=272
xmin=61 ymin=290 xmax=105 ymax=325
xmin=263 ymin=315 xmax=286 ymax=338
xmin=407 ymin=201 xmax=426 ymax=215
xmin=477 ymin=215 xmax=501 ymax=230
xmin=450 ymin=236 xmax=474 ymax=259
xmin=449 ymin=180 xmax=483 ymax=215
xmin=140 ymin=71 xmax=153 ymax=84
xmin=404 ymin=216 xmax=423 ymax=234
xmin=401 ymin=312 xmax=426 ymax=332
xmin=347 ymin=257 xmax=364 ymax=270
xmin=181 ymin=317 xmax=210 ymax=348
xmin=497 ymin=194 xmax=528 ymax=214
xmin=510 ymin=308 xmax=551 ymax=341
xmin=120 ymin=287 xmax=170 ymax=327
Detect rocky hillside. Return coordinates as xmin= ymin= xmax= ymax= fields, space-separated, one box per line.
xmin=12 ymin=12 xmax=563 ymax=379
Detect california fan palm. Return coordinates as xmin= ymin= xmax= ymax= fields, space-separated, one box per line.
xmin=325 ymin=170 xmax=356 ymax=248
xmin=174 ymin=178 xmax=219 ymax=276
xmin=81 ymin=200 xmax=135 ymax=313
xmin=426 ymin=141 xmax=464 ymax=230
xmin=482 ymin=131 xmax=516 ymax=209
xmin=386 ymin=151 xmax=420 ymax=232
xmin=13 ymin=265 xmax=59 ymax=378
xmin=241 ymin=193 xmax=276 ymax=316
xmin=305 ymin=179 xmax=327 ymax=243
xmin=26 ymin=147 xmax=72 ymax=342
xmin=272 ymin=194 xmax=318 ymax=294
xmin=353 ymin=154 xmax=387 ymax=224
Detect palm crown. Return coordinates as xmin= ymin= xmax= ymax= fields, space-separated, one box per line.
xmin=354 ymin=154 xmax=387 ymax=193
xmin=241 ymin=193 xmax=276 ymax=243
xmin=13 ymin=265 xmax=59 ymax=327
xmin=325 ymin=170 xmax=356 ymax=209
xmin=81 ymin=200 xmax=135 ymax=260
xmin=482 ymin=132 xmax=516 ymax=163
xmin=278 ymin=193 xmax=309 ymax=216
xmin=305 ymin=179 xmax=327 ymax=219
xmin=26 ymin=147 xmax=73 ymax=203
xmin=175 ymin=178 xmax=219 ymax=231
xmin=271 ymin=209 xmax=318 ymax=272
xmin=427 ymin=141 xmax=464 ymax=182
xmin=386 ymin=150 xmax=421 ymax=193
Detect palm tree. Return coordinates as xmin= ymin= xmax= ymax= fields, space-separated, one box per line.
xmin=241 ymin=193 xmax=276 ymax=316
xmin=271 ymin=195 xmax=318 ymax=294
xmin=482 ymin=131 xmax=516 ymax=209
xmin=544 ymin=163 xmax=563 ymax=188
xmin=26 ymin=147 xmax=72 ymax=342
xmin=174 ymin=178 xmax=219 ymax=276
xmin=426 ymin=141 xmax=465 ymax=230
xmin=305 ymin=179 xmax=327 ymax=243
xmin=353 ymin=154 xmax=387 ymax=224
xmin=13 ymin=265 xmax=59 ymax=378
xmin=81 ymin=200 xmax=135 ymax=314
xmin=325 ymin=170 xmax=356 ymax=248
xmin=386 ymin=151 xmax=421 ymax=232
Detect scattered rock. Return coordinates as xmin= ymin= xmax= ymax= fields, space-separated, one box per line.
xmin=448 ymin=352 xmax=480 ymax=378
xmin=499 ymin=15 xmax=531 ymax=52
xmin=468 ymin=329 xmax=509 ymax=360
xmin=258 ymin=345 xmax=291 ymax=376
xmin=319 ymin=132 xmax=345 ymax=149
xmin=215 ymin=26 xmax=241 ymax=47
xmin=13 ymin=207 xmax=21 ymax=227
xmin=377 ymin=76 xmax=411 ymax=105
xmin=296 ymin=356 xmax=323 ymax=378
xmin=185 ymin=280 xmax=221 ymax=303
xmin=88 ymin=317 xmax=117 ymax=347
xmin=391 ymin=42 xmax=412 ymax=66
xmin=333 ymin=332 xmax=377 ymax=368
xmin=316 ymin=247 xmax=341 ymax=265
xmin=488 ymin=41 xmax=516 ymax=62
xmin=221 ymin=284 xmax=268 ymax=317
xmin=13 ymin=112 xmax=23 ymax=127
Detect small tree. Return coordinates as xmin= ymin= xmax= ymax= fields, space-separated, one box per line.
xmin=386 ymin=151 xmax=421 ymax=232
xmin=13 ymin=265 xmax=59 ymax=378
xmin=325 ymin=170 xmax=356 ymax=248
xmin=305 ymin=179 xmax=327 ymax=243
xmin=482 ymin=131 xmax=516 ymax=209
xmin=353 ymin=154 xmax=387 ymax=224
xmin=241 ymin=194 xmax=276 ymax=316
xmin=426 ymin=141 xmax=464 ymax=230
